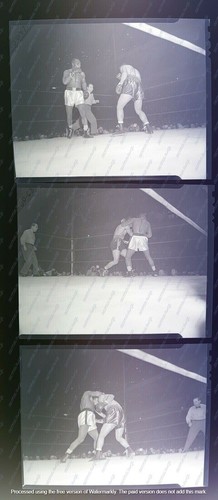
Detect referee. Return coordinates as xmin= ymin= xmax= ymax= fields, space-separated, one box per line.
xmin=183 ymin=397 xmax=206 ymax=452
xmin=20 ymin=223 xmax=40 ymax=276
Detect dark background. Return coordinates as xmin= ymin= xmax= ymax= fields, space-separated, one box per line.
xmin=10 ymin=20 xmax=207 ymax=136
xmin=17 ymin=185 xmax=208 ymax=275
xmin=20 ymin=346 xmax=208 ymax=458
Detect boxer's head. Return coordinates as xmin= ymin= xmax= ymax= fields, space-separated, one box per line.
xmin=125 ymin=217 xmax=133 ymax=224
xmin=92 ymin=396 xmax=105 ymax=413
xmin=72 ymin=58 xmax=81 ymax=69
xmin=120 ymin=218 xmax=126 ymax=225
xmin=91 ymin=396 xmax=99 ymax=406
xmin=98 ymin=394 xmax=114 ymax=406
xmin=87 ymin=84 xmax=93 ymax=92
xmin=120 ymin=64 xmax=132 ymax=72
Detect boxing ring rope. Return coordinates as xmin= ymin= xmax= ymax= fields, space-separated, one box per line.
xmin=140 ymin=189 xmax=208 ymax=237
xmin=19 ymin=189 xmax=207 ymax=275
xmin=123 ymin=23 xmax=206 ymax=56
xmin=21 ymin=410 xmax=204 ymax=457
xmin=11 ymin=72 xmax=206 ymax=138
xmin=21 ymin=209 xmax=206 ymax=275
xmin=21 ymin=412 xmax=191 ymax=455
xmin=12 ymin=86 xmax=205 ymax=101
xmin=12 ymin=73 xmax=205 ymax=95
xmin=20 ymin=345 xmax=207 ymax=459
xmin=71 ymin=240 xmax=199 ymax=252
xmin=29 ymin=234 xmax=206 ymax=272
xmin=117 ymin=350 xmax=207 ymax=384
xmin=72 ymin=195 xmax=207 ymax=273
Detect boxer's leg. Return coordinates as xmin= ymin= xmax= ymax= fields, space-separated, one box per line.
xmin=60 ymin=424 xmax=89 ymax=462
xmin=143 ymin=249 xmax=156 ymax=274
xmin=125 ymin=248 xmax=135 ymax=272
xmin=115 ymin=427 xmax=129 ymax=449
xmin=72 ymin=118 xmax=81 ymax=132
xmin=120 ymin=248 xmax=127 ymax=258
xmin=134 ymin=98 xmax=149 ymax=124
xmin=65 ymin=105 xmax=74 ymax=137
xmin=88 ymin=429 xmax=99 ymax=451
xmin=104 ymin=249 xmax=120 ymax=271
xmin=134 ymin=99 xmax=153 ymax=134
xmin=95 ymin=423 xmax=116 ymax=459
xmin=116 ymin=94 xmax=132 ymax=131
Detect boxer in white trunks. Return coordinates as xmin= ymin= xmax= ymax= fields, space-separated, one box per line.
xmin=62 ymin=58 xmax=93 ymax=138
xmin=125 ymin=213 xmax=157 ymax=276
xmin=60 ymin=390 xmax=105 ymax=462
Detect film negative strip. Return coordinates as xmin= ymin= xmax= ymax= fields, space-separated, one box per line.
xmin=17 ymin=183 xmax=212 ymax=339
xmin=20 ymin=344 xmax=211 ymax=490
xmin=9 ymin=18 xmax=210 ymax=180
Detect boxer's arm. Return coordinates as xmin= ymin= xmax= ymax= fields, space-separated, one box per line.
xmin=95 ymin=408 xmax=106 ymax=423
xmin=146 ymin=223 xmax=152 ymax=239
xmin=123 ymin=228 xmax=132 ymax=243
xmin=126 ymin=218 xmax=135 ymax=226
xmin=119 ymin=70 xmax=128 ymax=86
xmin=62 ymin=69 xmax=72 ymax=85
xmin=126 ymin=227 xmax=133 ymax=237
xmin=95 ymin=403 xmax=106 ymax=419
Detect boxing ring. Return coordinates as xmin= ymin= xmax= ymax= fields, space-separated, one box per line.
xmin=18 ymin=274 xmax=206 ymax=337
xmin=21 ymin=346 xmax=208 ymax=488
xmin=11 ymin=21 xmax=208 ymax=179
xmin=23 ymin=451 xmax=204 ymax=487
xmin=18 ymin=185 xmax=208 ymax=337
xmin=13 ymin=127 xmax=206 ymax=179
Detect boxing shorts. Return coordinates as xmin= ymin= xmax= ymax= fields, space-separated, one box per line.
xmin=110 ymin=238 xmax=127 ymax=252
xmin=64 ymin=89 xmax=84 ymax=107
xmin=128 ymin=235 xmax=148 ymax=252
xmin=77 ymin=409 xmax=97 ymax=431
xmin=121 ymin=76 xmax=144 ymax=102
xmin=105 ymin=404 xmax=126 ymax=428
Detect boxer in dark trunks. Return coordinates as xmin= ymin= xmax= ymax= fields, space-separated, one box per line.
xmin=62 ymin=58 xmax=93 ymax=138
xmin=115 ymin=65 xmax=153 ymax=134
xmin=102 ymin=218 xmax=133 ymax=275
xmin=92 ymin=394 xmax=134 ymax=459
